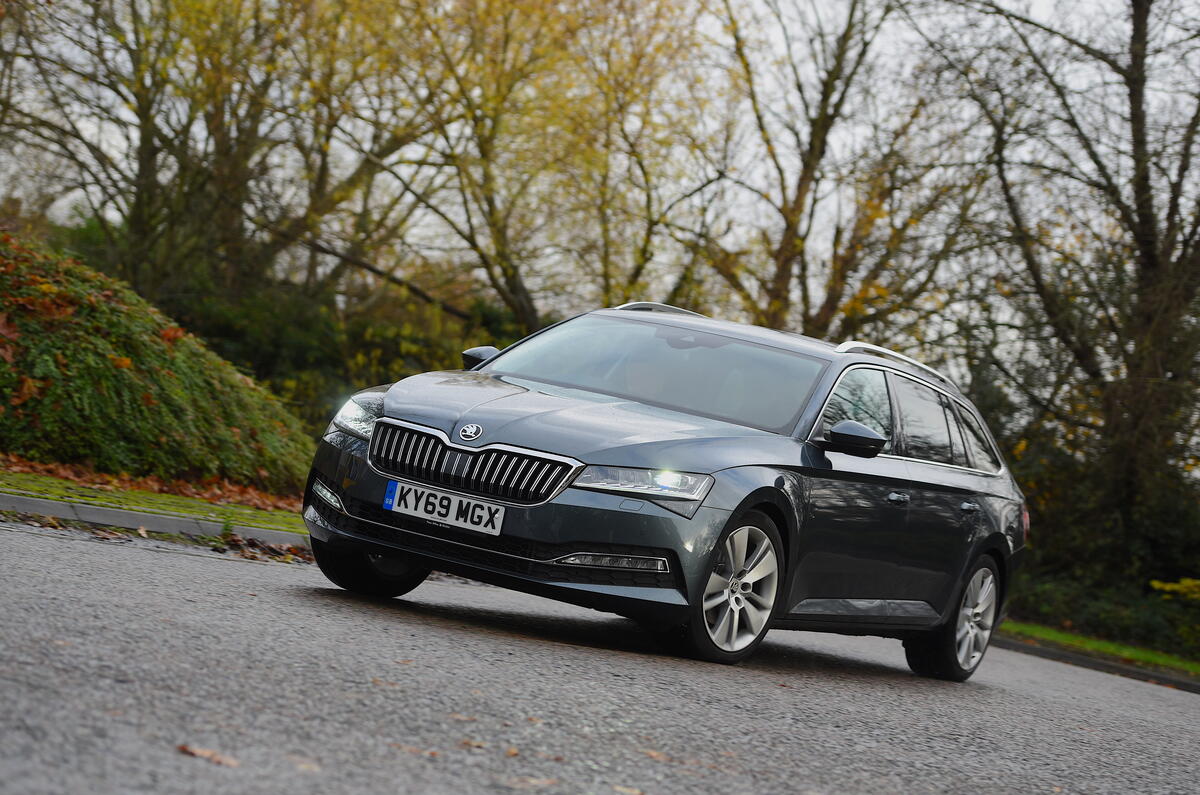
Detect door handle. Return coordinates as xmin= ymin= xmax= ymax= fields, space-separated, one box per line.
xmin=886 ymin=492 xmax=910 ymax=505
xmin=960 ymin=501 xmax=981 ymax=513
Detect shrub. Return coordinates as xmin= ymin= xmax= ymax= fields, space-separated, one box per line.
xmin=1009 ymin=572 xmax=1200 ymax=661
xmin=0 ymin=235 xmax=314 ymax=493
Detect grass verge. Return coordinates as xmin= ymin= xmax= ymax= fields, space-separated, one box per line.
xmin=1000 ymin=620 xmax=1200 ymax=678
xmin=0 ymin=469 xmax=305 ymax=534
xmin=0 ymin=509 xmax=312 ymax=563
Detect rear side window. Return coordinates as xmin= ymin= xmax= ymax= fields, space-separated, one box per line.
xmin=821 ymin=368 xmax=893 ymax=452
xmin=892 ymin=376 xmax=954 ymax=464
xmin=957 ymin=406 xmax=1003 ymax=472
xmin=944 ymin=395 xmax=970 ymax=467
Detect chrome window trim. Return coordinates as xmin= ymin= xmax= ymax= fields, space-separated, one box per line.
xmin=808 ymin=363 xmax=1008 ymax=478
xmin=834 ymin=340 xmax=958 ymax=389
xmin=367 ymin=417 xmax=585 ymax=507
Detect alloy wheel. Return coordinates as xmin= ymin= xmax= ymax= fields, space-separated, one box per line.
xmin=956 ymin=567 xmax=997 ymax=670
xmin=702 ymin=525 xmax=779 ymax=652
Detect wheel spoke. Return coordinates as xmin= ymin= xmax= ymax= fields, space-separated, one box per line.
xmin=726 ymin=606 xmax=740 ymax=647
xmin=743 ymin=549 xmax=777 ymax=584
xmin=746 ymin=590 xmax=772 ymax=611
xmin=967 ymin=573 xmax=983 ymax=606
xmin=710 ymin=604 xmax=731 ymax=641
xmin=743 ymin=602 xmax=764 ymax=636
xmin=728 ymin=528 xmax=748 ymax=571
xmin=957 ymin=626 xmax=972 ymax=664
xmin=742 ymin=538 xmax=769 ymax=577
xmin=976 ymin=576 xmax=994 ymax=607
xmin=703 ymin=590 xmax=728 ymax=611
xmin=705 ymin=571 xmax=727 ymax=598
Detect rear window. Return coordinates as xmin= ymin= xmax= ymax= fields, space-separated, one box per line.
xmin=957 ymin=405 xmax=1003 ymax=472
xmin=485 ymin=314 xmax=827 ymax=433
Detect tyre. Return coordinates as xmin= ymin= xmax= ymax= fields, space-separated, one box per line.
xmin=904 ymin=556 xmax=1000 ymax=682
xmin=311 ymin=537 xmax=431 ymax=598
xmin=680 ymin=509 xmax=783 ymax=664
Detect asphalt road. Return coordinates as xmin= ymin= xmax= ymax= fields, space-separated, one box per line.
xmin=2 ymin=521 xmax=1197 ymax=795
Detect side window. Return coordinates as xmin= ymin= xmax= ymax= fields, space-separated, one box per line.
xmin=943 ymin=395 xmax=969 ymax=467
xmin=957 ymin=405 xmax=1003 ymax=472
xmin=892 ymin=376 xmax=954 ymax=464
xmin=821 ymin=368 xmax=893 ymax=452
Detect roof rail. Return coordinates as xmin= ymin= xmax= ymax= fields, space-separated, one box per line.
xmin=613 ymin=301 xmax=706 ymax=317
xmin=834 ymin=340 xmax=957 ymax=389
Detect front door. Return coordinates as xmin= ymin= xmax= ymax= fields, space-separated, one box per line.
xmin=791 ymin=366 xmax=913 ymax=616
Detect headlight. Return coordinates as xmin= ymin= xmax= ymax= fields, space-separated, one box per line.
xmin=328 ymin=395 xmax=382 ymax=440
xmin=572 ymin=466 xmax=713 ymax=517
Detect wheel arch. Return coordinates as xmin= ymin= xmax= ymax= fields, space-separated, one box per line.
xmin=975 ymin=535 xmax=1011 ymax=612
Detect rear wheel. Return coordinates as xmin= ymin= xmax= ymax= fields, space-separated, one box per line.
xmin=679 ymin=510 xmax=783 ymax=664
xmin=311 ymin=537 xmax=431 ymax=598
xmin=904 ymin=556 xmax=999 ymax=681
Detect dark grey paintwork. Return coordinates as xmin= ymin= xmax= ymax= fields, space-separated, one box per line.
xmin=303 ymin=308 xmax=1025 ymax=638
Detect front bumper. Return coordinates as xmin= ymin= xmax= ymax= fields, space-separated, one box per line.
xmin=303 ymin=431 xmax=731 ymax=623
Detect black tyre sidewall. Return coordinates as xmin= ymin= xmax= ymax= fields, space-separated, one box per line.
xmin=311 ymin=538 xmax=431 ymax=599
xmin=683 ymin=509 xmax=785 ymax=664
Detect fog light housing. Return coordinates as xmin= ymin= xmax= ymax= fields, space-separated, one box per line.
xmin=556 ymin=553 xmax=668 ymax=572
xmin=311 ymin=479 xmax=344 ymax=512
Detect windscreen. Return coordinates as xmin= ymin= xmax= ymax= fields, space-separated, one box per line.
xmin=485 ymin=314 xmax=827 ymax=433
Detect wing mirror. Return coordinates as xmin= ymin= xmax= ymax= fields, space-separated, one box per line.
xmin=816 ymin=419 xmax=888 ymax=458
xmin=462 ymin=345 xmax=500 ymax=369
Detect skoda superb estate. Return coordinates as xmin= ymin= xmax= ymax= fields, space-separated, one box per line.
xmin=304 ymin=303 xmax=1026 ymax=680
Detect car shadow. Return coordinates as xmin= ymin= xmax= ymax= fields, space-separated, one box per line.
xmin=301 ymin=584 xmax=664 ymax=654
xmin=298 ymin=584 xmax=917 ymax=683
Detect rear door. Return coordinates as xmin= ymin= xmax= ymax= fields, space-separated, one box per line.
xmin=889 ymin=374 xmax=980 ymax=610
xmin=793 ymin=366 xmax=913 ymax=612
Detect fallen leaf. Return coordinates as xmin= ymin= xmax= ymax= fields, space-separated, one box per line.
xmin=389 ymin=743 xmax=438 ymax=758
xmin=396 ymin=659 xmax=413 ymax=665
xmin=460 ymin=739 xmax=487 ymax=749
xmin=449 ymin=713 xmax=477 ymax=722
xmin=136 ymin=526 xmax=148 ymax=538
xmin=613 ymin=787 xmax=644 ymax=795
xmin=286 ymin=754 xmax=320 ymax=772
xmin=177 ymin=745 xmax=239 ymax=767
xmin=10 ymin=375 xmax=43 ymax=406
xmin=109 ymin=355 xmax=132 ymax=369
xmin=505 ymin=747 xmax=519 ymax=757
xmin=526 ymin=716 xmax=542 ymax=724
xmin=371 ymin=678 xmax=398 ymax=688
xmin=641 ymin=749 xmax=669 ymax=762
xmin=0 ymin=312 xmax=19 ymax=340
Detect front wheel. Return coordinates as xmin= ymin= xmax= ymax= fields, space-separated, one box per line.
xmin=904 ymin=556 xmax=1000 ymax=681
xmin=679 ymin=510 xmax=783 ymax=664
xmin=311 ymin=538 xmax=431 ymax=598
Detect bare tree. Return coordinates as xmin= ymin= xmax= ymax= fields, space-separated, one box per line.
xmin=686 ymin=0 xmax=981 ymax=340
xmin=920 ymin=0 xmax=1200 ymax=574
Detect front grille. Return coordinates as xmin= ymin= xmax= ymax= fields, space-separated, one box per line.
xmin=368 ymin=421 xmax=574 ymax=505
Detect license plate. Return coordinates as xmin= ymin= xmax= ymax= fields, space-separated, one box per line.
xmin=382 ymin=481 xmax=504 ymax=535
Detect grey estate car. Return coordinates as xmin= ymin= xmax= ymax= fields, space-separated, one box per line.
xmin=303 ymin=303 xmax=1027 ymax=680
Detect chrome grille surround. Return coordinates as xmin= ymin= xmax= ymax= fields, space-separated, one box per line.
xmin=368 ymin=418 xmax=583 ymax=506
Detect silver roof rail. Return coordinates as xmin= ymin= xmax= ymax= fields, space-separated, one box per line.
xmin=613 ymin=301 xmax=706 ymax=317
xmin=835 ymin=340 xmax=957 ymax=389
